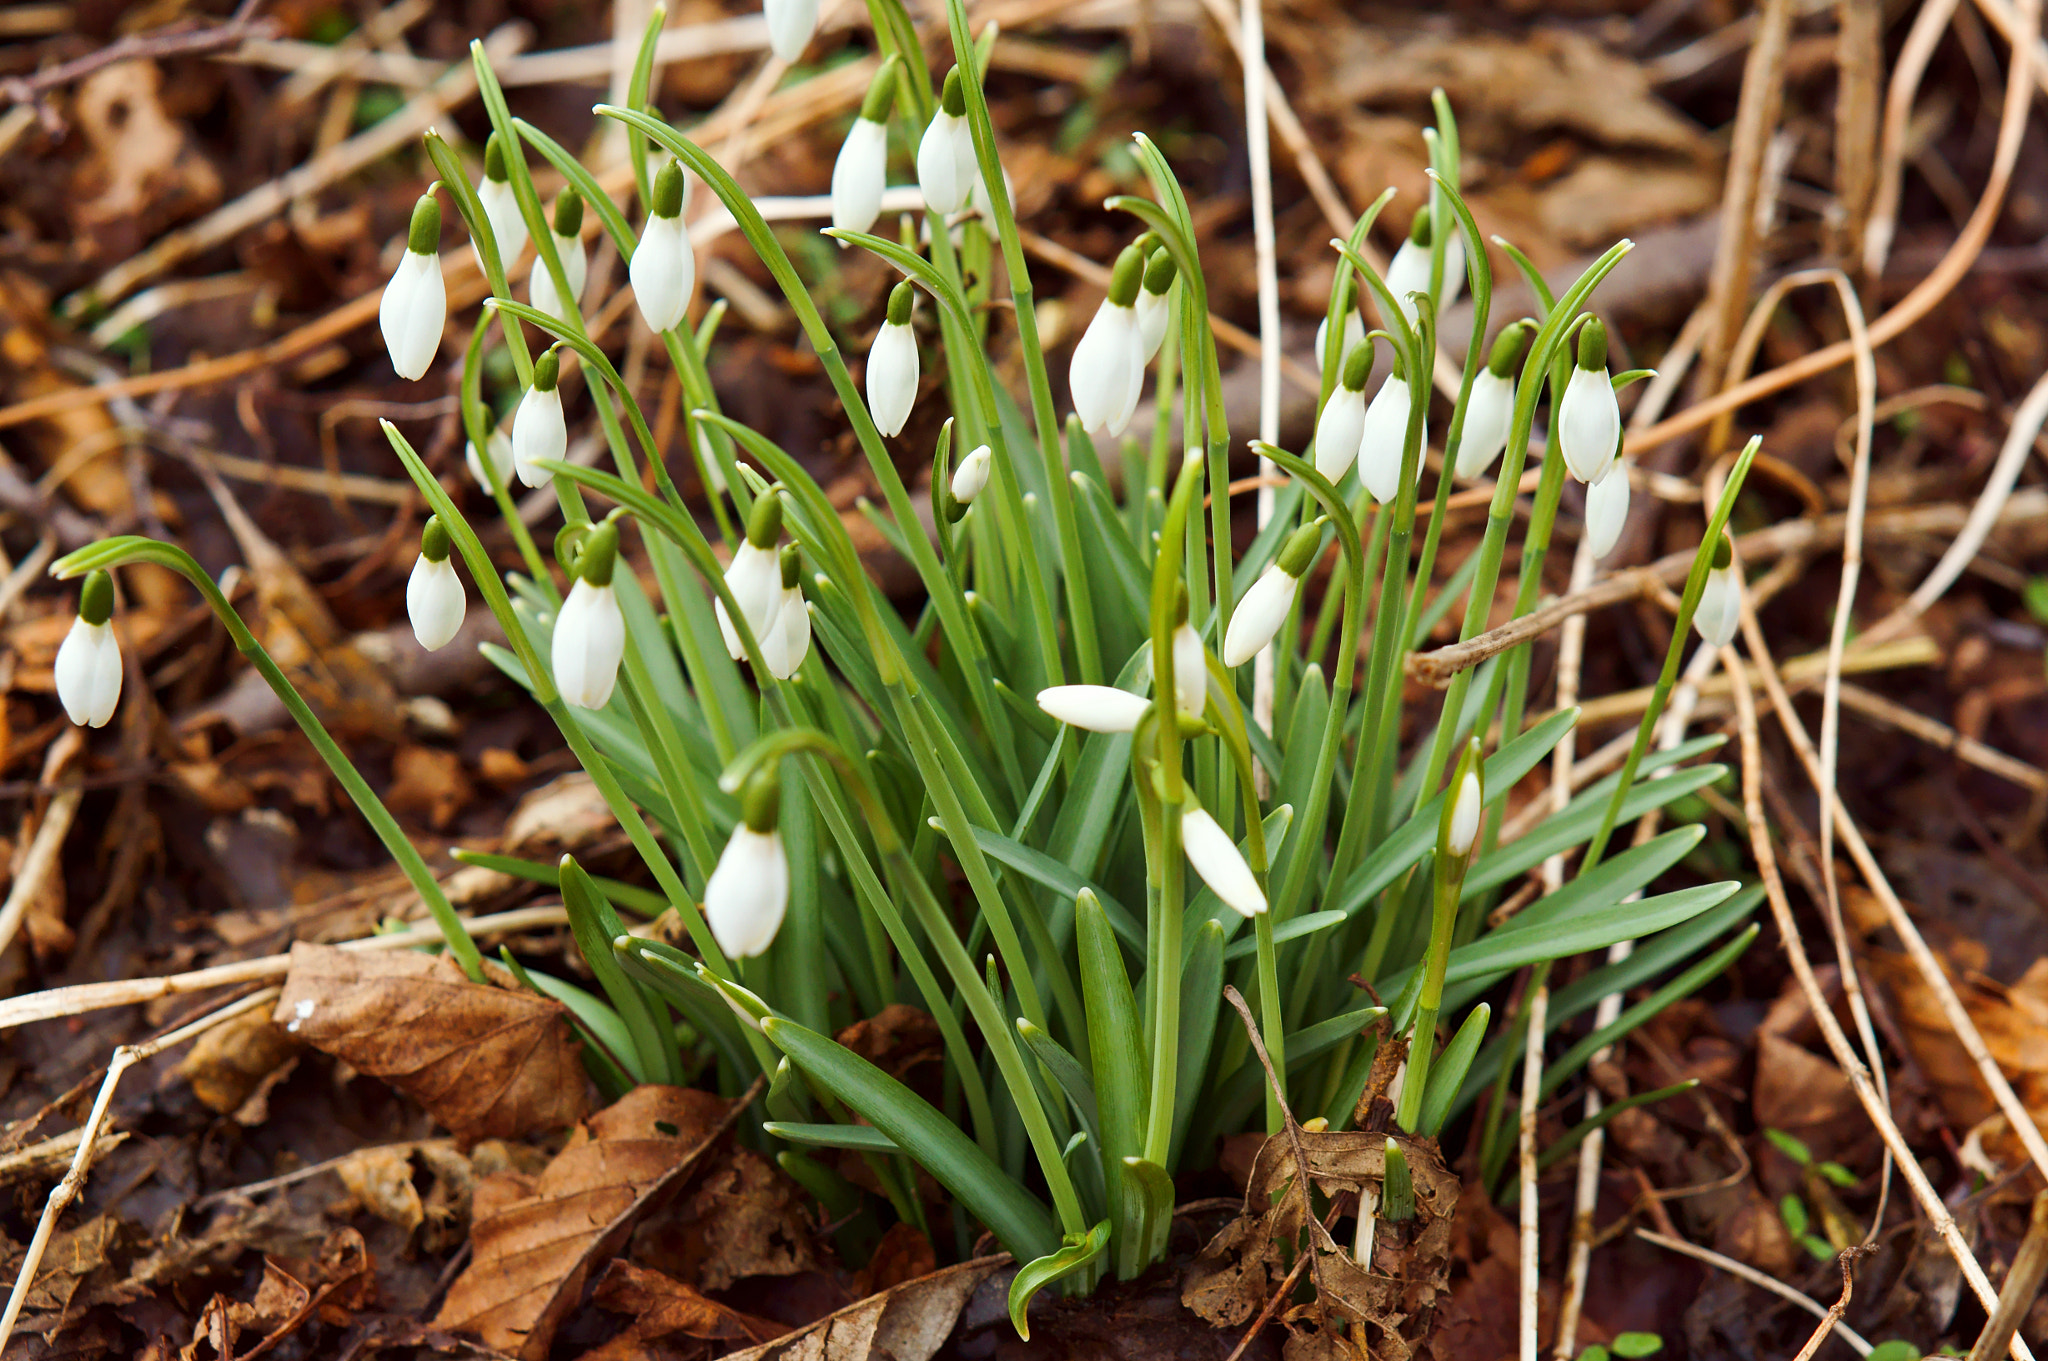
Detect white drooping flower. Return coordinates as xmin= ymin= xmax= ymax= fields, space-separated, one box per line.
xmin=529 ymin=190 xmax=588 ymax=323
xmin=406 ymin=517 xmax=464 ymax=652
xmin=716 ymin=495 xmax=788 ymax=661
xmin=1171 ymin=616 xmax=1207 ymax=717
xmin=1384 ymin=210 xmax=1465 ymax=328
xmin=552 ymin=522 xmax=626 ymax=710
xmin=1135 ymin=247 xmax=1178 ymax=363
xmin=866 ymin=282 xmax=919 ymax=438
xmin=758 ymin=546 xmax=811 ymax=681
xmin=1037 ymin=684 xmax=1150 ymax=733
xmin=466 ymin=421 xmax=513 ymax=494
xmin=1445 ymin=766 xmax=1483 ymax=857
xmin=950 ymin=443 xmax=993 ymax=505
xmin=1069 ymin=243 xmax=1147 ymax=437
xmin=1312 ymin=343 xmax=1372 ymax=483
xmin=629 ymin=159 xmax=694 ymax=334
xmin=1455 ymin=322 xmax=1529 ymax=481
xmin=379 ymin=194 xmax=445 ymax=382
xmin=54 ymin=570 xmax=121 ymax=729
xmin=472 ymin=133 xmax=529 ymax=273
xmin=1315 ymin=309 xmax=1364 ymax=375
xmin=705 ymin=770 xmax=790 ymax=958
xmin=1558 ymin=318 xmax=1620 ymax=484
xmin=1356 ymin=356 xmax=1427 ymax=506
xmin=917 ymin=68 xmax=978 ymax=215
xmin=831 ymin=71 xmax=893 ymax=237
xmin=1693 ymin=539 xmax=1742 ymax=648
xmin=1223 ymin=520 xmax=1322 ymax=667
xmin=1584 ymin=459 xmax=1630 ymax=560
xmin=1183 ymin=804 xmax=1267 ymax=917
xmin=512 ymin=348 xmax=567 ymax=489
xmin=763 ymin=0 xmax=820 ymax=64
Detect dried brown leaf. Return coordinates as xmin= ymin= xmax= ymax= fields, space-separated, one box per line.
xmin=584 ymin=1259 xmax=785 ymax=1359
xmin=633 ymin=1146 xmax=818 ymax=1291
xmin=273 ymin=942 xmax=591 ymax=1143
xmin=720 ymin=1256 xmax=1004 ymax=1361
xmin=334 ymin=1146 xmax=425 ymax=1233
xmin=434 ymin=1085 xmax=741 ymax=1361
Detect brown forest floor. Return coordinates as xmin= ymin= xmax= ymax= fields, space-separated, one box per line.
xmin=2 ymin=0 xmax=2048 ymax=1358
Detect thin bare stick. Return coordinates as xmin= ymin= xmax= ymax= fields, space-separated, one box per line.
xmin=1727 ymin=620 xmax=2035 ymax=1359
xmin=1831 ymin=0 xmax=1883 ymax=275
xmin=1518 ymin=982 xmax=1547 ymax=1361
xmin=1866 ymin=0 xmax=1966 ymax=275
xmin=0 ymin=2 xmax=275 ymax=115
xmin=1791 ymin=1248 xmax=1874 ymax=1361
xmin=1834 ymin=681 xmax=2048 ymax=793
xmin=1965 ymin=1189 xmax=2048 ymax=1361
xmin=1636 ymin=1229 xmax=1876 ymax=1356
xmin=0 ymin=987 xmax=281 ymax=1350
xmin=0 ymin=729 xmax=84 ymax=961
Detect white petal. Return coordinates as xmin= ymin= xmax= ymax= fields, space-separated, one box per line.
xmin=553 ymin=579 xmax=625 ymax=709
xmin=530 ymin=234 xmax=588 ymax=323
xmin=512 ymin=385 xmax=566 ymax=488
xmin=1385 ymin=240 xmax=1431 ymax=327
xmin=1454 ymin=369 xmax=1514 ymax=481
xmin=1584 ymin=461 xmax=1630 ymax=560
xmin=466 ymin=426 xmax=513 ymax=493
xmin=629 ymin=213 xmax=694 ymax=334
xmin=1069 ymin=302 xmax=1138 ymax=436
xmin=714 ymin=541 xmax=784 ymax=660
xmin=406 ymin=555 xmax=465 ymax=651
xmin=1694 ymin=564 xmax=1741 ymax=648
xmin=1172 ymin=622 xmax=1206 ymax=716
xmin=54 ymin=617 xmax=121 ymax=728
xmin=764 ymin=0 xmax=820 ymax=63
xmin=1357 ymin=376 xmax=1425 ymax=506
xmin=705 ymin=827 xmax=790 ymax=958
xmin=831 ymin=118 xmax=889 ymax=235
xmin=1183 ymin=807 xmax=1266 ymax=917
xmin=473 ymin=177 xmax=529 ymax=271
xmin=1314 ymin=311 xmax=1364 ymax=371
xmin=379 ymin=250 xmax=445 ymax=381
xmin=950 ymin=444 xmax=993 ymax=503
xmin=1558 ymin=366 xmax=1620 ymax=483
xmin=1446 ymin=770 xmax=1482 ymax=856
xmin=761 ymin=586 xmax=811 ymax=679
xmin=918 ymin=110 xmax=974 ymax=215
xmin=1223 ymin=565 xmax=1299 ymax=667
xmin=1312 ymin=385 xmax=1366 ymax=483
xmin=866 ymin=320 xmax=919 ymax=437
xmin=1036 ymin=684 xmax=1149 ymax=733
xmin=1136 ymin=286 xmax=1170 ymax=364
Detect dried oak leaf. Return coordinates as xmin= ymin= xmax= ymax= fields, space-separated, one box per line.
xmin=633 ymin=1145 xmax=818 ymax=1291
xmin=272 ymin=941 xmax=590 ymax=1143
xmin=720 ymin=1256 xmax=1005 ymax=1361
xmin=433 ymin=1084 xmax=740 ymax=1361
xmin=585 ymin=1259 xmax=785 ymax=1360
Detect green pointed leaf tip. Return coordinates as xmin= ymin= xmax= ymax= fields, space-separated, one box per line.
xmin=1576 ymin=316 xmax=1607 ymax=372
xmin=651 ymin=158 xmax=684 ymax=218
xmin=78 ymin=569 xmax=114 ymax=625
xmin=420 ymin=516 xmax=452 ymax=563
xmin=1008 ymin=1220 xmax=1111 ymax=1340
xmin=406 ymin=193 xmax=442 ymax=255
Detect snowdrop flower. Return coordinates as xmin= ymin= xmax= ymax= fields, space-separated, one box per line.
xmin=1584 ymin=459 xmax=1630 ymax=560
xmin=759 ymin=545 xmax=811 ymax=680
xmin=512 ymin=348 xmax=567 ymax=489
xmin=529 ymin=190 xmax=588 ymax=323
xmin=832 ymin=65 xmax=896 ymax=237
xmin=917 ymin=67 xmax=978 ymax=215
xmin=1182 ymin=801 xmax=1266 ymax=918
xmin=1693 ymin=535 xmax=1741 ymax=648
xmin=705 ymin=769 xmax=790 ymax=958
xmin=1135 ymin=245 xmax=1178 ymax=364
xmin=1069 ymin=242 xmax=1146 ymax=437
xmin=717 ymin=494 xmax=787 ymax=661
xmin=866 ymin=281 xmax=919 ymax=438
xmin=1312 ymin=343 xmax=1372 ymax=483
xmin=1356 ymin=351 xmax=1427 ymax=506
xmin=1037 ymin=685 xmax=1150 ymax=733
xmin=379 ymin=193 xmax=445 ymax=381
xmin=1315 ymin=309 xmax=1364 ymax=376
xmin=1558 ymin=318 xmax=1620 ymax=484
xmin=1443 ymin=761 xmax=1484 ymax=860
xmin=406 ymin=516 xmax=464 ymax=652
xmin=629 ymin=159 xmax=693 ymax=334
xmin=950 ymin=443 xmax=992 ymax=506
xmin=764 ymin=0 xmax=820 ymax=64
xmin=1384 ymin=210 xmax=1464 ymax=329
xmin=1170 ymin=589 xmax=1206 ymax=717
xmin=465 ymin=420 xmax=513 ymax=494
xmin=472 ymin=132 xmax=529 ymax=273
xmin=1455 ymin=322 xmax=1530 ymax=481
xmin=54 ymin=569 xmax=121 ymax=728
xmin=553 ymin=519 xmax=626 ymax=710
xmin=1223 ymin=520 xmax=1324 ymax=667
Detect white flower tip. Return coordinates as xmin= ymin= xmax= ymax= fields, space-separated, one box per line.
xmin=1182 ymin=807 xmax=1266 ymax=917
xmin=1036 ymin=684 xmax=1148 ymax=733
xmin=1447 ymin=770 xmax=1482 ymax=857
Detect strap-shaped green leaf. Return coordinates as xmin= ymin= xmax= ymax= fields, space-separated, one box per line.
xmin=763 ymin=1122 xmax=903 ymax=1154
xmin=1077 ymin=890 xmax=1149 ymax=1279
xmin=1416 ymin=1003 xmax=1489 ymax=1137
xmin=1008 ymin=1219 xmax=1110 ymax=1340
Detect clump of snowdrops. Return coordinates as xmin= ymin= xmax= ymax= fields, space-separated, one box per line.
xmin=52 ymin=0 xmax=1766 ymax=1323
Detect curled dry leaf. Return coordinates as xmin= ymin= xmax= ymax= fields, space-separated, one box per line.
xmin=272 ymin=942 xmax=591 ymax=1143
xmin=434 ymin=1084 xmax=742 ymax=1361
xmin=721 ymin=1256 xmax=1006 ymax=1361
xmin=585 ymin=1259 xmax=785 ymax=1359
